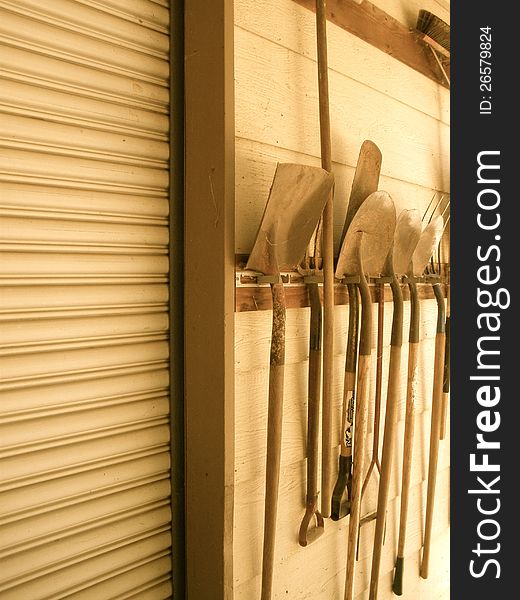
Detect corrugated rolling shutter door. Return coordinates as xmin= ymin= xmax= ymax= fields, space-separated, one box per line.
xmin=0 ymin=0 xmax=173 ymax=598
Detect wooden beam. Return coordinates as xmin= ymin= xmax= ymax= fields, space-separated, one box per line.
xmin=169 ymin=0 xmax=185 ymax=597
xmin=185 ymin=1 xmax=235 ymax=598
xmin=292 ymin=0 xmax=449 ymax=89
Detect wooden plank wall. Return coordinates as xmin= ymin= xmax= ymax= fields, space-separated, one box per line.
xmin=234 ymin=1 xmax=450 ymax=598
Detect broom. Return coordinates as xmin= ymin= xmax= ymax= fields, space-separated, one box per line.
xmin=416 ymin=10 xmax=450 ymax=86
xmin=416 ymin=10 xmax=450 ymax=52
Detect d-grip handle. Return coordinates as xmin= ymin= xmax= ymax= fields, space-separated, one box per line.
xmin=298 ymin=496 xmax=325 ymax=546
xmin=331 ymin=454 xmax=352 ymax=521
xmin=299 ymin=283 xmax=324 ymax=547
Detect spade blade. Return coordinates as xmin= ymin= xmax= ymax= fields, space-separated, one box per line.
xmin=340 ymin=140 xmax=383 ymax=244
xmin=387 ymin=209 xmax=422 ymax=276
xmin=336 ymin=191 xmax=396 ymax=279
xmin=246 ymin=163 xmax=334 ymax=276
xmin=412 ymin=215 xmax=444 ymax=277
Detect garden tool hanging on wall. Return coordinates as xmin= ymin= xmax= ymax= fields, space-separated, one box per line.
xmin=246 ymin=163 xmax=333 ymax=600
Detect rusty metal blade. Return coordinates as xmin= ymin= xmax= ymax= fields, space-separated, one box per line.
xmin=335 ymin=191 xmax=396 ymax=278
xmin=387 ymin=209 xmax=422 ymax=276
xmin=411 ymin=215 xmax=444 ymax=276
xmin=340 ymin=140 xmax=383 ymax=245
xmin=246 ymin=163 xmax=334 ymax=275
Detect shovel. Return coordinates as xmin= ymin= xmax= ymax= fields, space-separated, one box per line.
xmin=418 ymin=215 xmax=448 ymax=580
xmin=392 ymin=214 xmax=444 ymax=595
xmin=368 ymin=209 xmax=422 ymax=600
xmin=336 ymin=191 xmax=396 ymax=600
xmin=330 ymin=140 xmax=382 ymax=521
xmin=314 ymin=0 xmax=336 ymax=519
xmin=246 ymin=162 xmax=334 ymax=600
xmin=298 ymin=0 xmax=333 ymax=543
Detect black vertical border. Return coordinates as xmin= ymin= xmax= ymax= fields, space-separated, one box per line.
xmin=451 ymin=2 xmax=514 ymax=597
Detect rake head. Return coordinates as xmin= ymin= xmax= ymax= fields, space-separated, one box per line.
xmin=421 ymin=193 xmax=450 ymax=276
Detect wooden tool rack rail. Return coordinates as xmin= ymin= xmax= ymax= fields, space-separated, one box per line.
xmin=236 ymin=263 xmax=449 ymax=312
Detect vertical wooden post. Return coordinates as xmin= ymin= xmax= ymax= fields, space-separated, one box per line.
xmin=170 ymin=1 xmax=186 ymax=597
xmin=185 ymin=1 xmax=235 ymax=598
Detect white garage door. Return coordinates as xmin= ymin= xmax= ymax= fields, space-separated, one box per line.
xmin=0 ymin=0 xmax=174 ymax=597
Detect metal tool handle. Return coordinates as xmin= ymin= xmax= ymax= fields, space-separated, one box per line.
xmin=420 ymin=284 xmax=446 ymax=580
xmin=369 ymin=276 xmax=403 ymax=600
xmin=344 ymin=266 xmax=372 ymax=600
xmin=440 ymin=314 xmax=450 ymax=440
xmin=393 ymin=280 xmax=420 ymax=596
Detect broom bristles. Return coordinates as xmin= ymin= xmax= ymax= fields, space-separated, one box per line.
xmin=416 ymin=9 xmax=450 ymax=52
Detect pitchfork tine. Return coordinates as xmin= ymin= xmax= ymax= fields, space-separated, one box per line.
xmin=437 ymin=210 xmax=451 ymax=275
xmin=430 ymin=203 xmax=450 ymax=275
xmin=422 ymin=193 xmax=437 ymax=222
xmin=428 ymin=195 xmax=445 ymax=224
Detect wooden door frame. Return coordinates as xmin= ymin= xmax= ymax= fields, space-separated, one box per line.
xmin=183 ymin=1 xmax=235 ymax=598
xmin=170 ymin=1 xmax=187 ymax=597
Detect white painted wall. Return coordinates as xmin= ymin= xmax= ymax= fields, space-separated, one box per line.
xmin=234 ymin=1 xmax=450 ymax=598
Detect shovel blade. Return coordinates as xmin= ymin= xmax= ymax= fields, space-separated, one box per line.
xmin=246 ymin=163 xmax=334 ymax=276
xmin=412 ymin=215 xmax=444 ymax=277
xmin=336 ymin=191 xmax=396 ymax=278
xmin=388 ymin=209 xmax=422 ymax=276
xmin=340 ymin=140 xmax=383 ymax=244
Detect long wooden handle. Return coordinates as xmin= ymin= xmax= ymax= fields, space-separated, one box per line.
xmin=331 ymin=283 xmax=359 ymax=519
xmin=420 ymin=330 xmax=445 ymax=578
xmin=420 ymin=284 xmax=446 ymax=580
xmin=316 ymin=0 xmax=335 ymax=519
xmin=340 ymin=371 xmax=356 ymax=457
xmin=341 ymin=283 xmax=359 ymax=458
xmin=299 ymin=283 xmax=324 ymax=546
xmin=344 ymin=272 xmax=372 ymax=600
xmin=307 ymin=283 xmax=322 ymax=499
xmin=261 ymin=283 xmax=286 ymax=600
xmin=322 ymin=248 xmax=335 ymax=516
xmin=369 ymin=277 xmax=403 ymax=600
xmin=359 ymin=282 xmax=385 ymax=505
xmin=316 ymin=0 xmax=331 ymax=171
xmin=393 ymin=281 xmax=419 ymax=596
xmin=373 ymin=282 xmax=385 ymax=462
xmin=331 ymin=371 xmax=355 ymax=521
xmin=440 ymin=282 xmax=450 ymax=440
xmin=440 ymin=314 xmax=450 ymax=440
xmin=392 ymin=342 xmax=419 ymax=595
xmin=344 ymin=354 xmax=370 ymax=600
